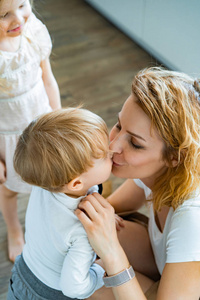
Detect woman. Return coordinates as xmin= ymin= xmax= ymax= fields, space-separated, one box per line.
xmin=75 ymin=67 xmax=200 ymax=300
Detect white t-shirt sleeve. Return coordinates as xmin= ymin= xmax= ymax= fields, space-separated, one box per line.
xmin=60 ymin=228 xmax=104 ymax=299
xmin=166 ymin=203 xmax=200 ymax=263
xmin=133 ymin=179 xmax=152 ymax=199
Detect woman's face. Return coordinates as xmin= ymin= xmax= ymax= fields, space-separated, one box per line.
xmin=109 ymin=94 xmax=168 ymax=187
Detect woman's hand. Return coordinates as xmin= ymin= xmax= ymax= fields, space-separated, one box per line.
xmin=76 ymin=193 xmax=147 ymax=300
xmin=0 ymin=160 xmax=6 ymax=184
xmin=75 ymin=192 xmax=121 ymax=263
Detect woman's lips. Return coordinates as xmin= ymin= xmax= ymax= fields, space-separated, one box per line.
xmin=112 ymin=160 xmax=123 ymax=167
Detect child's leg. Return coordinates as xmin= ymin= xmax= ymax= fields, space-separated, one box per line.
xmin=0 ymin=185 xmax=24 ymax=262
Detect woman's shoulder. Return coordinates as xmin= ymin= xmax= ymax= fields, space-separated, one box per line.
xmin=170 ymin=192 xmax=200 ymax=227
xmin=177 ymin=190 xmax=200 ymax=211
xmin=133 ymin=179 xmax=152 ymax=199
xmin=166 ymin=193 xmax=200 ymax=263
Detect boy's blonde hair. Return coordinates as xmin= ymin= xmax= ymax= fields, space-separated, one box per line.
xmin=132 ymin=67 xmax=200 ymax=210
xmin=14 ymin=108 xmax=109 ymax=192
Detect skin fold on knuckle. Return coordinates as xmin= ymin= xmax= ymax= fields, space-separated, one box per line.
xmin=79 ymin=199 xmax=89 ymax=210
xmin=108 ymin=205 xmax=115 ymax=215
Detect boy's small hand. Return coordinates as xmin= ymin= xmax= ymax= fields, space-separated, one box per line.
xmin=115 ymin=214 xmax=124 ymax=231
xmin=0 ymin=160 xmax=6 ymax=184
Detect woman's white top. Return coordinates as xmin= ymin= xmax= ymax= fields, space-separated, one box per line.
xmin=0 ymin=13 xmax=52 ymax=193
xmin=23 ymin=185 xmax=104 ymax=299
xmin=134 ymin=179 xmax=200 ymax=274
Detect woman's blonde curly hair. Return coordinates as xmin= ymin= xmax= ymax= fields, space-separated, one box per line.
xmin=132 ymin=67 xmax=200 ymax=211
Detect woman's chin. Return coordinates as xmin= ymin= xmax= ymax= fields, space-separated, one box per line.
xmin=111 ymin=166 xmax=125 ymax=178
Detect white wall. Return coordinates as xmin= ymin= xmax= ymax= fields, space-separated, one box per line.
xmin=85 ymin=0 xmax=200 ymax=76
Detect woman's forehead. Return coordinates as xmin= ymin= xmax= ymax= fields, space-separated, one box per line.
xmin=120 ymin=95 xmax=163 ymax=143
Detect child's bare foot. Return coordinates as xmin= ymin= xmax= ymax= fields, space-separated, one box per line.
xmin=7 ymin=228 xmax=24 ymax=262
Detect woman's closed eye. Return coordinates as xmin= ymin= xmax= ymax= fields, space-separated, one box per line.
xmin=115 ymin=122 xmax=144 ymax=149
xmin=130 ymin=139 xmax=144 ymax=149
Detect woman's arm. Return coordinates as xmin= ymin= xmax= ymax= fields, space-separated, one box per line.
xmin=76 ymin=193 xmax=200 ymax=300
xmin=157 ymin=262 xmax=200 ymax=300
xmin=41 ymin=58 xmax=61 ymax=111
xmin=107 ymin=179 xmax=146 ymax=213
xmin=75 ymin=193 xmax=147 ymax=300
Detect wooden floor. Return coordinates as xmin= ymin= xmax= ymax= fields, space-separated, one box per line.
xmin=0 ymin=0 xmax=157 ymax=298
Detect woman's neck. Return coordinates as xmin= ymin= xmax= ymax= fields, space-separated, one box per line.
xmin=140 ymin=178 xmax=154 ymax=189
xmin=141 ymin=165 xmax=168 ymax=190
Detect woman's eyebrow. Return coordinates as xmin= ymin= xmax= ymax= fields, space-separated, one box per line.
xmin=126 ymin=130 xmax=146 ymax=142
xmin=118 ymin=114 xmax=146 ymax=142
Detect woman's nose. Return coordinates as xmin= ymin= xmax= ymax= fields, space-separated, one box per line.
xmin=109 ymin=134 xmax=123 ymax=154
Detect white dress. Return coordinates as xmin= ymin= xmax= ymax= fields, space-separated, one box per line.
xmin=0 ymin=13 xmax=52 ymax=193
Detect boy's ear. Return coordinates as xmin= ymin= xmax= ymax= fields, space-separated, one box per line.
xmin=66 ymin=177 xmax=84 ymax=191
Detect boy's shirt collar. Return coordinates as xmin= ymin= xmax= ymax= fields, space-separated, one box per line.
xmin=52 ymin=185 xmax=99 ymax=211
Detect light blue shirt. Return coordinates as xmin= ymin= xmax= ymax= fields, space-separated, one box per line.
xmin=23 ymin=186 xmax=104 ymax=299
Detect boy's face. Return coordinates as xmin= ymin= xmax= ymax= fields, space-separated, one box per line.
xmin=81 ymin=152 xmax=112 ymax=189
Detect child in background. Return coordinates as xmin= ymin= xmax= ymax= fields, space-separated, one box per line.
xmin=7 ymin=108 xmax=112 ymax=300
xmin=0 ymin=0 xmax=61 ymax=262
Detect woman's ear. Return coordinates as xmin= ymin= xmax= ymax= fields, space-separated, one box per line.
xmin=165 ymin=153 xmax=179 ymax=167
xmin=171 ymin=157 xmax=179 ymax=167
xmin=166 ymin=150 xmax=185 ymax=168
xmin=171 ymin=149 xmax=186 ymax=167
xmin=165 ymin=157 xmax=178 ymax=168
xmin=66 ymin=177 xmax=84 ymax=192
